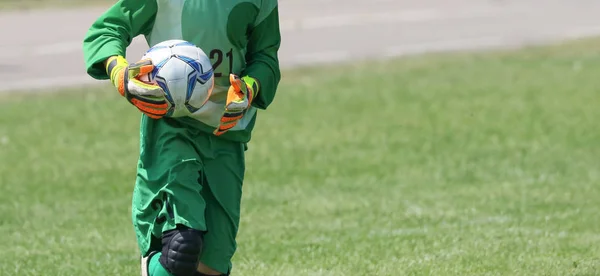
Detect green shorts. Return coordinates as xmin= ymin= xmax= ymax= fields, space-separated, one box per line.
xmin=131 ymin=115 xmax=245 ymax=274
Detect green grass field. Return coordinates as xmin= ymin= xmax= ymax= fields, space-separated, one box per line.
xmin=1 ymin=38 xmax=600 ymax=275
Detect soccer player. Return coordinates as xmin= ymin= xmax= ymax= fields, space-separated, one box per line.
xmin=82 ymin=0 xmax=281 ymax=275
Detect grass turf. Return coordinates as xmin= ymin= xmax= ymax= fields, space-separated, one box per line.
xmin=1 ymin=38 xmax=600 ymax=275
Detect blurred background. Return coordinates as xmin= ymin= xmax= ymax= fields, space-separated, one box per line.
xmin=1 ymin=1 xmax=600 ymax=275
xmin=1 ymin=0 xmax=600 ymax=91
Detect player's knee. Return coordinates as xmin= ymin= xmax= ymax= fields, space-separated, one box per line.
xmin=159 ymin=226 xmax=204 ymax=276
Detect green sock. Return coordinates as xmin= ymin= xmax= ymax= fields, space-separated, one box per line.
xmin=149 ymin=252 xmax=174 ymax=276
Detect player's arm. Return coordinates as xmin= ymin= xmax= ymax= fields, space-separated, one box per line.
xmin=214 ymin=2 xmax=281 ymax=135
xmin=242 ymin=1 xmax=282 ymax=110
xmin=83 ymin=0 xmax=157 ymax=79
xmin=83 ymin=0 xmax=168 ymax=118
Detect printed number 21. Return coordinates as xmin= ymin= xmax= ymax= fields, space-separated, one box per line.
xmin=210 ymin=48 xmax=233 ymax=78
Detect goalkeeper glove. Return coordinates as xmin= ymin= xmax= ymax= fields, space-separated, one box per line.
xmin=106 ymin=56 xmax=169 ymax=119
xmin=214 ymin=74 xmax=259 ymax=136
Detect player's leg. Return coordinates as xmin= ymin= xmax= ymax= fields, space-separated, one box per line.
xmin=196 ymin=137 xmax=246 ymax=275
xmin=133 ymin=116 xmax=211 ymax=276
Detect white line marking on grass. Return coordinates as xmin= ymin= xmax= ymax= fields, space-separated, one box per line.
xmin=0 ymin=9 xmax=463 ymax=59
xmin=10 ymin=25 xmax=600 ymax=62
xmin=290 ymin=50 xmax=351 ymax=64
xmin=563 ymin=26 xmax=600 ymax=39
xmin=279 ymin=7 xmax=509 ymax=32
xmin=384 ymin=36 xmax=508 ymax=56
xmin=5 ymin=27 xmax=600 ymax=92
xmin=298 ymin=10 xmax=442 ymax=30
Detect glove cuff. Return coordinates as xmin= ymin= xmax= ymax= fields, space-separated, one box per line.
xmin=105 ymin=56 xmax=128 ymax=82
xmin=241 ymin=76 xmax=259 ymax=98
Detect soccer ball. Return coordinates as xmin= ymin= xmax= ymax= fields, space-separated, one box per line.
xmin=139 ymin=39 xmax=214 ymax=118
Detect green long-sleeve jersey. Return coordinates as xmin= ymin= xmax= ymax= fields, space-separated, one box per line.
xmin=83 ymin=0 xmax=281 ymax=143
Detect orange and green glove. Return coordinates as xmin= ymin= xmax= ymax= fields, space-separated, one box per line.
xmin=214 ymin=74 xmax=259 ymax=136
xmin=106 ymin=56 xmax=168 ymax=119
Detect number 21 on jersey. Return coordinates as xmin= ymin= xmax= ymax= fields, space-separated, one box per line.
xmin=210 ymin=48 xmax=233 ymax=77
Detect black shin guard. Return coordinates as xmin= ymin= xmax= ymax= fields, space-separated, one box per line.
xmin=159 ymin=226 xmax=204 ymax=276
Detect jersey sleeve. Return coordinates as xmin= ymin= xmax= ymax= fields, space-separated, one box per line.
xmin=243 ymin=1 xmax=281 ymax=110
xmin=83 ymin=0 xmax=158 ymax=80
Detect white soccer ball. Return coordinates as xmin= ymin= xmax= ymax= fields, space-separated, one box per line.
xmin=139 ymin=39 xmax=214 ymax=118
